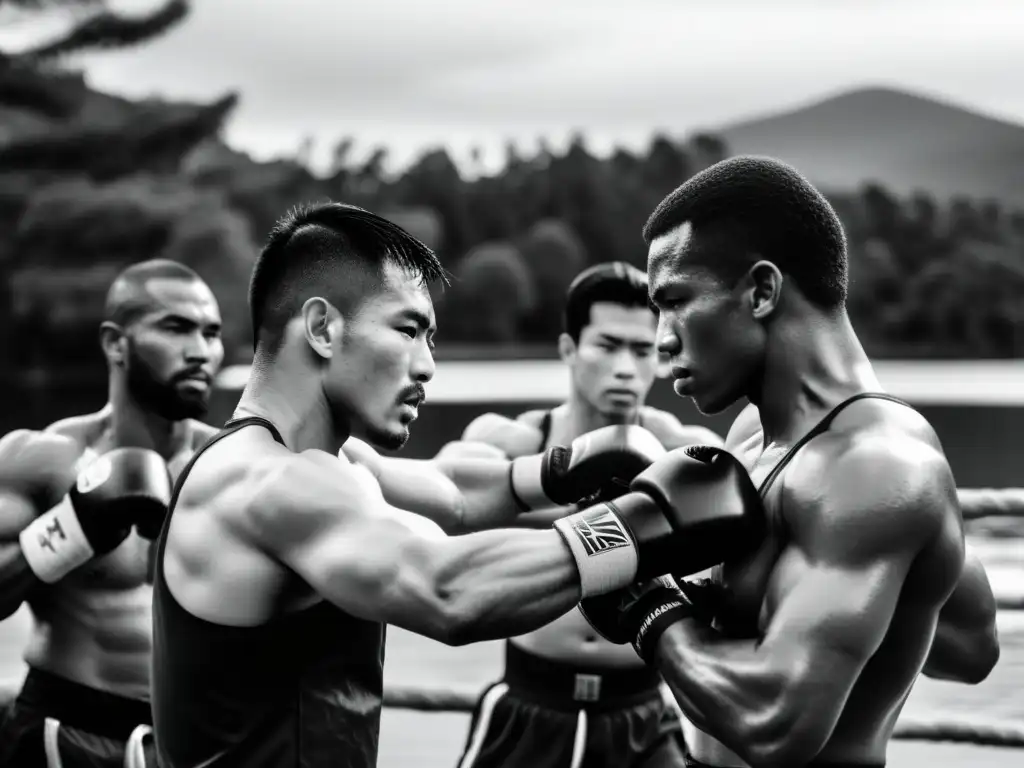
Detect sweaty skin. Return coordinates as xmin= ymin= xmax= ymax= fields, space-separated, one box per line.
xmin=0 ymin=409 xmax=216 ymax=699
xmin=445 ymin=405 xmax=721 ymax=668
xmin=657 ymin=399 xmax=966 ymax=767
xmin=163 ymin=425 xmax=585 ymax=645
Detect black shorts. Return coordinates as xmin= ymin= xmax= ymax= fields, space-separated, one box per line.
xmin=455 ymin=643 xmax=687 ymax=768
xmin=0 ymin=667 xmax=156 ymax=768
xmin=684 ymin=758 xmax=884 ymax=768
xmin=681 ymin=743 xmax=886 ymax=767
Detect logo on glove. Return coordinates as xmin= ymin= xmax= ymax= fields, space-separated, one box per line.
xmin=570 ymin=509 xmax=631 ymax=556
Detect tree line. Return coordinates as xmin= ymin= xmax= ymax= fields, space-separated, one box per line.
xmin=2 ymin=0 xmax=1023 ymax=388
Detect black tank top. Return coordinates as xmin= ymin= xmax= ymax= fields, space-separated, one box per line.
xmin=714 ymin=392 xmax=913 ymax=640
xmin=755 ymin=393 xmax=912 ymax=498
xmin=152 ymin=416 xmax=387 ymax=768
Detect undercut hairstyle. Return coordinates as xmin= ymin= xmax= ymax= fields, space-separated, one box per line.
xmin=104 ymin=259 xmax=203 ymax=327
xmin=642 ymin=156 xmax=848 ymax=309
xmin=248 ymin=202 xmax=449 ymax=353
xmin=564 ymin=262 xmax=653 ymax=342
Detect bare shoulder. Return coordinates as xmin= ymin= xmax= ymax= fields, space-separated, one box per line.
xmin=163 ymin=433 xmax=264 ymax=570
xmin=44 ymin=409 xmax=107 ymax=447
xmin=641 ymin=407 xmax=723 ymax=450
xmin=516 ymin=409 xmax=549 ymax=429
xmin=187 ymin=419 xmax=221 ymax=450
xmin=0 ymin=427 xmax=84 ymax=491
xmin=785 ymin=412 xmax=955 ymax=556
xmin=0 ymin=428 xmax=85 ymax=535
xmin=460 ymin=410 xmax=545 ymax=457
xmin=724 ymin=403 xmax=762 ymax=452
xmin=243 ymin=447 xmax=374 ymax=552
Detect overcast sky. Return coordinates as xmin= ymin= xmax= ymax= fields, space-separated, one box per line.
xmin=3 ymin=0 xmax=1023 ymax=172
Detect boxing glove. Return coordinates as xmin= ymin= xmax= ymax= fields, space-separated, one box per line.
xmin=675 ymin=576 xmax=726 ymax=626
xmin=630 ymin=444 xmax=765 ymax=576
xmin=570 ymin=444 xmax=765 ymax=624
xmin=576 ymin=575 xmax=723 ymax=651
xmin=134 ymin=460 xmax=175 ymax=541
xmin=509 ymin=424 xmax=665 ymax=511
xmin=580 ymin=576 xmax=701 ymax=660
xmin=19 ymin=448 xmax=172 ymax=583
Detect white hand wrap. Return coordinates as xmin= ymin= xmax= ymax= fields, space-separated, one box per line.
xmin=19 ymin=496 xmax=95 ymax=584
xmin=554 ymin=504 xmax=638 ymax=597
xmin=509 ymin=452 xmax=550 ymax=510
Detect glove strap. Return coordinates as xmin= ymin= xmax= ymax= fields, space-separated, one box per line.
xmin=509 ymin=453 xmax=549 ymax=511
xmin=675 ymin=577 xmax=722 ymax=626
xmin=631 ymin=587 xmax=695 ymax=663
xmin=507 ymin=464 xmax=530 ymax=513
xmin=19 ymin=496 xmax=95 ymax=584
xmin=553 ymin=503 xmax=638 ymax=597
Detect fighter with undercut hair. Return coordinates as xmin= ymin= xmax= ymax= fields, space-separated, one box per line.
xmin=579 ymin=156 xmax=1000 ymax=768
xmin=0 ymin=259 xmax=224 ymax=767
xmin=151 ymin=203 xmax=765 ymax=768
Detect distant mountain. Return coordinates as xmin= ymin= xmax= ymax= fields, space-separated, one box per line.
xmin=715 ymin=87 xmax=1024 ymax=206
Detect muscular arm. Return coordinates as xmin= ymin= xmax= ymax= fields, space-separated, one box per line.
xmin=652 ymin=442 xmax=956 ymax=766
xmin=0 ymin=430 xmax=80 ymax=619
xmin=0 ymin=488 xmax=40 ymax=620
xmin=511 ymin=411 xmax=729 ymax=529
xmin=923 ymin=546 xmax=1000 ymax=683
xmin=433 ymin=410 xmax=725 ymax=530
xmin=251 ymin=452 xmax=583 ymax=645
xmin=342 ymin=437 xmax=531 ymax=534
xmin=438 ymin=411 xmax=574 ymax=529
xmin=345 ymin=409 xmax=566 ymax=533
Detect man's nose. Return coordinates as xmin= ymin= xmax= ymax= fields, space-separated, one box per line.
xmin=184 ymin=332 xmax=212 ymax=362
xmin=612 ymin=349 xmax=639 ymax=379
xmin=411 ymin=341 xmax=436 ymax=382
xmin=656 ymin=316 xmax=680 ymax=357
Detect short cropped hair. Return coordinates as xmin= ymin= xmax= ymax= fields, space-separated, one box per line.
xmin=563 ymin=262 xmax=653 ymax=342
xmin=104 ymin=259 xmax=203 ymax=327
xmin=248 ymin=202 xmax=448 ymax=352
xmin=642 ymin=156 xmax=848 ymax=308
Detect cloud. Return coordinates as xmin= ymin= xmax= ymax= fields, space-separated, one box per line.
xmin=3 ymin=0 xmax=1022 ymax=169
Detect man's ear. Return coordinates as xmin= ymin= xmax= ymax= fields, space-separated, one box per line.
xmin=99 ymin=322 xmax=127 ymax=367
xmin=746 ymin=260 xmax=783 ymax=320
xmin=557 ymin=332 xmax=576 ymax=365
xmin=301 ymin=297 xmax=343 ymax=359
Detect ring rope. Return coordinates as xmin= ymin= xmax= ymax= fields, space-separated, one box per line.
xmin=378 ymin=684 xmax=1024 ymax=747
xmin=0 ymin=679 xmax=1018 ymax=747
xmin=959 ymin=487 xmax=1024 ymax=520
xmin=995 ymin=596 xmax=1024 ymax=610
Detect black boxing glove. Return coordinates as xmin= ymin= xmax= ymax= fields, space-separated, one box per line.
xmin=134 ymin=460 xmax=174 ymax=541
xmin=629 ymin=444 xmax=766 ymax=577
xmin=573 ymin=575 xmax=693 ymax=651
xmin=509 ymin=424 xmax=665 ymax=510
xmin=572 ymin=445 xmax=765 ymax=624
xmin=674 ymin=576 xmax=725 ymax=626
xmin=580 ymin=574 xmax=724 ymax=649
xmin=19 ymin=448 xmax=172 ymax=583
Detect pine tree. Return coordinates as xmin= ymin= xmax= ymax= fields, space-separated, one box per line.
xmin=0 ymin=1 xmax=244 ymax=417
xmin=0 ymin=0 xmax=237 ymax=177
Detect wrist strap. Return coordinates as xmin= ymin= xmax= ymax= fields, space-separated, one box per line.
xmin=507 ymin=463 xmax=530 ymax=513
xmin=553 ymin=503 xmax=638 ymax=597
xmin=632 ymin=593 xmax=694 ymax=663
xmin=19 ymin=497 xmax=95 ymax=584
xmin=509 ymin=453 xmax=549 ymax=511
